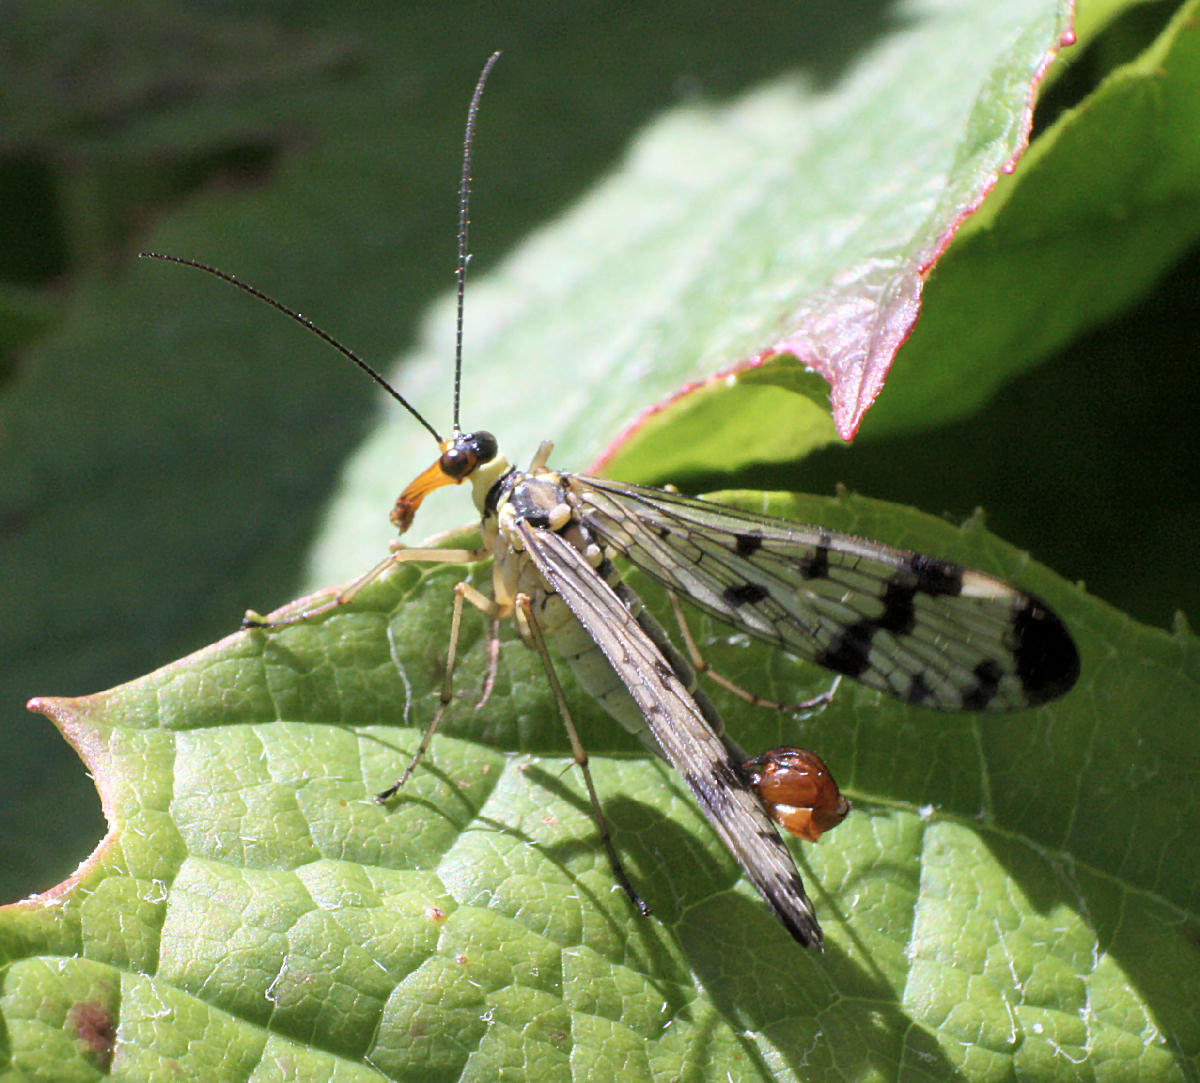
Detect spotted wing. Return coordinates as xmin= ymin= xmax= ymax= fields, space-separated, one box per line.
xmin=568 ymin=476 xmax=1079 ymax=711
xmin=514 ymin=520 xmax=826 ymax=948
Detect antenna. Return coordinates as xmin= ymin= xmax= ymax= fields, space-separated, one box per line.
xmin=138 ymin=252 xmax=443 ymax=444
xmin=452 ymin=50 xmax=501 ymax=433
xmin=140 ymin=54 xmax=503 ymax=446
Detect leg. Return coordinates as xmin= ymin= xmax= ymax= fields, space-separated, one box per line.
xmin=516 ymin=594 xmax=651 ymax=917
xmin=242 ymin=546 xmax=486 ymax=629
xmin=376 ymin=578 xmax=504 ymax=802
xmin=474 ymin=614 xmax=503 ymax=709
xmin=666 ymin=592 xmax=841 ymax=714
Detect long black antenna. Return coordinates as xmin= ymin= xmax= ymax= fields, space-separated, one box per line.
xmin=453 ymin=50 xmax=501 ymax=433
xmin=138 ymin=251 xmax=443 ymax=444
xmin=139 ymin=55 xmax=501 ymax=445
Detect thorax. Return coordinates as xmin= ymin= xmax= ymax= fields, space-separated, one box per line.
xmin=483 ymin=467 xmax=601 ymax=609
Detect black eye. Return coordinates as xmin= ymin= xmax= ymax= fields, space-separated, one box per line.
xmin=470 ymin=431 xmax=498 ymax=462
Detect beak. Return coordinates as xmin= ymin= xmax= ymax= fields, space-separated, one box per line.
xmin=390 ymin=453 xmax=457 ymax=533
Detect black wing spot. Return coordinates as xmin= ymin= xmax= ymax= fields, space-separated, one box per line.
xmin=1012 ymin=599 xmax=1080 ymax=702
xmin=905 ymin=673 xmax=934 ymax=705
xmin=710 ymin=759 xmax=743 ymax=789
xmin=651 ymin=658 xmax=676 ymax=684
xmin=816 ymin=622 xmax=874 ymax=678
xmin=723 ymin=582 xmax=769 ymax=607
xmin=878 ymin=580 xmax=917 ymax=635
xmin=734 ymin=532 xmax=763 ymax=556
xmin=962 ymin=659 xmax=1004 ymax=709
xmin=800 ymin=539 xmax=831 ymax=580
xmin=908 ymin=554 xmax=964 ymax=596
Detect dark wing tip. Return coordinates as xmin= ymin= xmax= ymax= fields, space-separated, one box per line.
xmin=764 ymin=874 xmax=824 ymax=950
xmin=785 ymin=915 xmax=824 ymax=951
xmin=781 ymin=915 xmax=823 ymax=950
xmin=1014 ymin=597 xmax=1081 ymax=704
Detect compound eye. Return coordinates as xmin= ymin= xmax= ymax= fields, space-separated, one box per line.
xmin=440 ymin=441 xmax=477 ymax=480
xmin=471 ymin=431 xmax=499 ymax=463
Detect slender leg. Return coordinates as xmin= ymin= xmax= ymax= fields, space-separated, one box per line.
xmin=243 ymin=547 xmax=487 ymax=629
xmin=376 ymin=578 xmax=504 ymax=802
xmin=666 ymin=592 xmax=840 ymax=714
xmin=474 ymin=614 xmax=503 ymax=709
xmin=516 ymin=594 xmax=651 ymax=917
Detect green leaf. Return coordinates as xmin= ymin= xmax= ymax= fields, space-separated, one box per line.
xmin=314 ymin=0 xmax=1076 ymax=515
xmin=2 ymin=0 xmax=1097 ymax=905
xmin=5 ymin=0 xmax=1200 ymax=1078
xmin=868 ymin=0 xmax=1200 ymax=440
xmin=12 ymin=491 xmax=1199 ymax=1080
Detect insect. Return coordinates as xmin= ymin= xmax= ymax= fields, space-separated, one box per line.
xmin=143 ymin=53 xmax=1079 ymax=948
